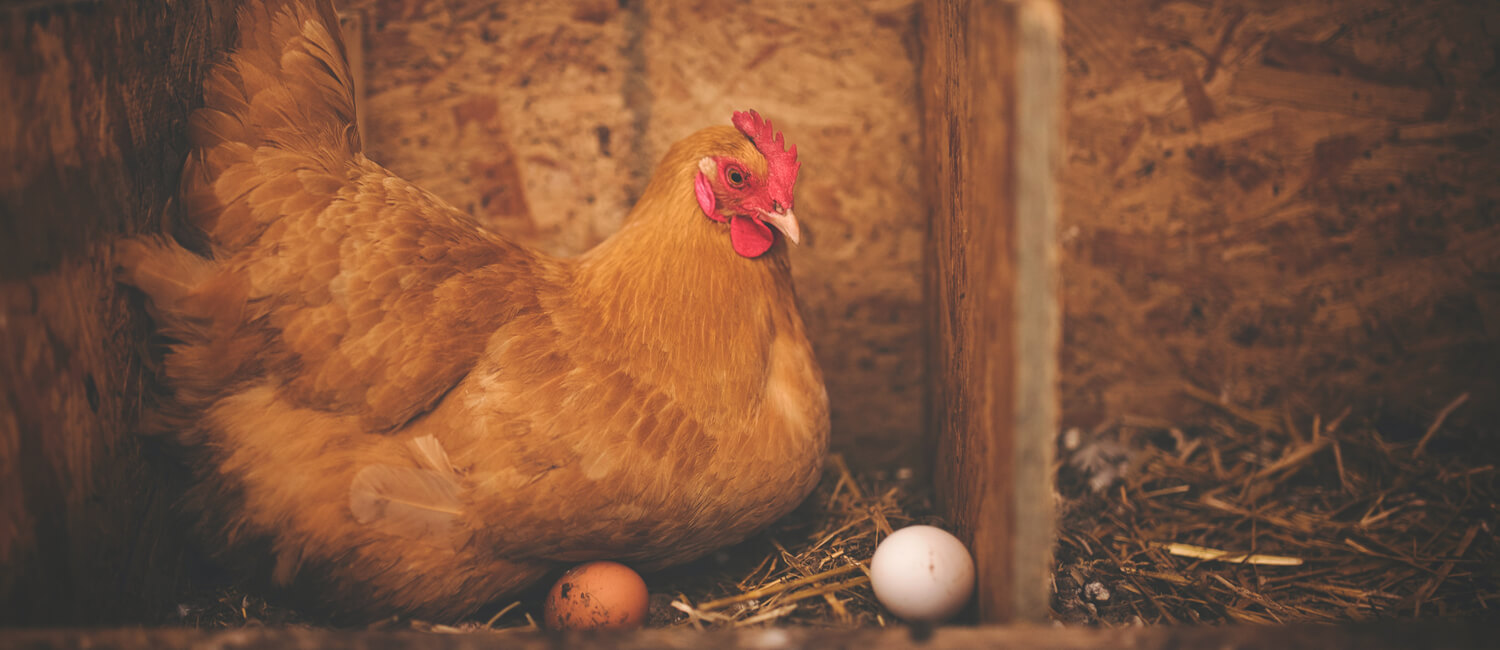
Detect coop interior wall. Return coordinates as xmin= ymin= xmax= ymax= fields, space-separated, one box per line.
xmin=333 ymin=0 xmax=928 ymax=467
xmin=1058 ymin=0 xmax=1500 ymax=432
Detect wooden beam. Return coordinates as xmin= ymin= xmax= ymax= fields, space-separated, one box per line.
xmin=3 ymin=621 xmax=1496 ymax=649
xmin=921 ymin=0 xmax=1062 ymax=623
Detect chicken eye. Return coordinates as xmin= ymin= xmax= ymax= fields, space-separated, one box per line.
xmin=725 ymin=165 xmax=746 ymax=188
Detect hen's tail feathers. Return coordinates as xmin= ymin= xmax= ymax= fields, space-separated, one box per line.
xmin=114 ymin=236 xmax=220 ymax=333
xmin=192 ymin=0 xmax=357 ymax=155
xmin=114 ymin=235 xmax=264 ymax=437
xmin=184 ymin=0 xmax=357 ymax=247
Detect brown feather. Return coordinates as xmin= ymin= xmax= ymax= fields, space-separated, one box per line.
xmin=348 ymin=464 xmax=463 ymax=542
xmin=112 ymin=237 xmax=215 ymax=313
xmin=408 ymin=435 xmax=457 ymax=480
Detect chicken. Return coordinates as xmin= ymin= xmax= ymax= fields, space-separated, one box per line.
xmin=114 ymin=0 xmax=828 ymax=620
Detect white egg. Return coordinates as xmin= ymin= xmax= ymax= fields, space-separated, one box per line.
xmin=869 ymin=525 xmax=975 ymax=623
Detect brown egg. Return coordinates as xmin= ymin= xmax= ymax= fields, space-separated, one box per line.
xmin=543 ymin=561 xmax=649 ymax=631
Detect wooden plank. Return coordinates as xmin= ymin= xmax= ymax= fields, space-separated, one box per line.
xmin=921 ymin=0 xmax=1062 ymax=623
xmin=2 ymin=620 xmax=1496 ymax=649
xmin=0 ymin=0 xmax=243 ymax=625
xmin=1009 ymin=0 xmax=1062 ymax=623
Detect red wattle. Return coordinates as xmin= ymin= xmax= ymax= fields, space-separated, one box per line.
xmin=730 ymin=215 xmax=774 ymax=258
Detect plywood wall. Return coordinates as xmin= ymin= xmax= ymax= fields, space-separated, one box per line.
xmin=0 ymin=1 xmax=240 ymax=624
xmin=1059 ymin=0 xmax=1500 ymax=432
xmin=334 ymin=0 xmax=927 ymax=464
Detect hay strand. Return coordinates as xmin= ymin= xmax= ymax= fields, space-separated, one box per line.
xmin=1159 ymin=542 xmax=1303 ymax=566
xmin=1414 ymin=393 xmax=1470 ymax=457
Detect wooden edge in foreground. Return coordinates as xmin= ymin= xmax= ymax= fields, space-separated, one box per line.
xmin=2 ymin=621 xmax=1495 ymax=650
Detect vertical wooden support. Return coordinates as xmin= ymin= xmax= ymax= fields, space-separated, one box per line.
xmin=921 ymin=0 xmax=1062 ymax=623
xmin=0 ymin=0 xmax=243 ymax=624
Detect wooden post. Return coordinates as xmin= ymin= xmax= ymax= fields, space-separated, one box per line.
xmin=921 ymin=0 xmax=1062 ymax=623
xmin=0 ymin=0 xmax=243 ymax=625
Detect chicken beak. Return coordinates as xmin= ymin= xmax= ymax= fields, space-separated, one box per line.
xmin=759 ymin=208 xmax=801 ymax=246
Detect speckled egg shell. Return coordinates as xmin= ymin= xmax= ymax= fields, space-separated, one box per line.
xmin=543 ymin=561 xmax=650 ymax=631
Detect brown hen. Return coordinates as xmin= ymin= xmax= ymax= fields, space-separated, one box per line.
xmin=115 ymin=0 xmax=827 ymax=620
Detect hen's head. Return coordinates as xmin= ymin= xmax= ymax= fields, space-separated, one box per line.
xmin=689 ymin=110 xmax=802 ymax=258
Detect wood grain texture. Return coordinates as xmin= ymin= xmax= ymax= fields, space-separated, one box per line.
xmin=921 ymin=0 xmax=1062 ymax=624
xmin=3 ymin=620 xmax=1497 ymax=650
xmin=1010 ymin=0 xmax=1063 ymax=623
xmin=0 ymin=0 xmax=242 ymax=624
xmin=1059 ymin=0 xmax=1500 ymax=432
xmin=332 ymin=0 xmax=926 ymax=466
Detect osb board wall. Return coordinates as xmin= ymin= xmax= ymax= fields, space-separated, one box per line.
xmin=0 ymin=1 xmax=240 ymax=624
xmin=332 ymin=0 xmax=926 ymax=465
xmin=1060 ymin=0 xmax=1500 ymax=431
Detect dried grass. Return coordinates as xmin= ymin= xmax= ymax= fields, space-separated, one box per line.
xmin=1054 ymin=387 xmax=1498 ymax=625
xmin=617 ymin=453 xmax=935 ymax=630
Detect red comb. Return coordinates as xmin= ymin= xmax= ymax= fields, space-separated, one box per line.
xmin=732 ymin=110 xmax=800 ymax=211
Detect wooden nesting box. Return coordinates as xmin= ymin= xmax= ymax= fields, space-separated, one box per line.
xmin=4 ymin=0 xmax=1500 ymax=639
